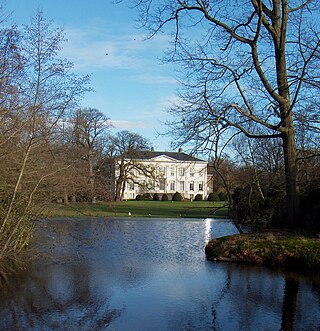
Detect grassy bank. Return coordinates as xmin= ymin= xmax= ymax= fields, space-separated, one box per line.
xmin=42 ymin=200 xmax=229 ymax=219
xmin=205 ymin=231 xmax=320 ymax=271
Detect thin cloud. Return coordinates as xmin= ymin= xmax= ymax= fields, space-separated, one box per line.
xmin=110 ymin=120 xmax=152 ymax=130
xmin=62 ymin=28 xmax=144 ymax=70
xmin=130 ymin=74 xmax=177 ymax=85
xmin=60 ymin=21 xmax=172 ymax=72
xmin=128 ymin=95 xmax=181 ymax=120
xmin=156 ymin=95 xmax=183 ymax=111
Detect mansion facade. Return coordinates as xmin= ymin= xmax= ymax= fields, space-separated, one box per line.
xmin=114 ymin=150 xmax=209 ymax=200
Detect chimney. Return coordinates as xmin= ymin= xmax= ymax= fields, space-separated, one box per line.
xmin=178 ymin=147 xmax=183 ymax=153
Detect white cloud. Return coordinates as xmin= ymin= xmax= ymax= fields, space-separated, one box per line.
xmin=60 ymin=21 xmax=172 ymax=72
xmin=110 ymin=119 xmax=152 ymax=130
xmin=155 ymin=95 xmax=182 ymax=111
xmin=130 ymin=74 xmax=177 ymax=85
xmin=61 ymin=28 xmax=143 ymax=70
xmin=124 ymin=95 xmax=182 ymax=122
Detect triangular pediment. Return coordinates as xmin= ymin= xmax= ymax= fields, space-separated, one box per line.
xmin=149 ymin=154 xmax=179 ymax=162
xmin=122 ymin=150 xmax=206 ymax=163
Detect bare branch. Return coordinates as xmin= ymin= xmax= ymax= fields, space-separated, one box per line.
xmin=288 ymin=0 xmax=313 ymax=13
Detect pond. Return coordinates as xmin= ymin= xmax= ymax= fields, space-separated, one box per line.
xmin=0 ymin=218 xmax=319 ymax=330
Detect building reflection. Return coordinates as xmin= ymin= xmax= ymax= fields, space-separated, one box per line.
xmin=204 ymin=218 xmax=212 ymax=244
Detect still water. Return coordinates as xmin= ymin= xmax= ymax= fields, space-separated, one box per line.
xmin=0 ymin=218 xmax=319 ymax=331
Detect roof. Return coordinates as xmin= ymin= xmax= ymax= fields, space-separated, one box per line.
xmin=126 ymin=151 xmax=207 ymax=163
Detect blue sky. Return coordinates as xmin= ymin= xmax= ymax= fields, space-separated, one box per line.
xmin=5 ymin=0 xmax=179 ymax=151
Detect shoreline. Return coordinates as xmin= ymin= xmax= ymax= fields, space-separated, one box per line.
xmin=205 ymin=231 xmax=320 ymax=271
xmin=41 ymin=201 xmax=229 ymax=219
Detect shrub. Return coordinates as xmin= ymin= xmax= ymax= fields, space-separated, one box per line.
xmin=218 ymin=192 xmax=227 ymax=201
xmin=136 ymin=194 xmax=144 ymax=201
xmin=194 ymin=194 xmax=203 ymax=201
xmin=153 ymin=193 xmax=160 ymax=201
xmin=300 ymin=185 xmax=320 ymax=229
xmin=231 ymin=185 xmax=286 ymax=229
xmin=207 ymin=192 xmax=220 ymax=202
xmin=161 ymin=193 xmax=169 ymax=201
xmin=143 ymin=193 xmax=152 ymax=200
xmin=172 ymin=192 xmax=183 ymax=201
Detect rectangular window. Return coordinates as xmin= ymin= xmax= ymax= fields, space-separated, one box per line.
xmin=128 ymin=181 xmax=134 ymax=190
xmin=170 ymin=167 xmax=175 ymax=177
xmin=190 ymin=168 xmax=195 ymax=177
xmin=158 ymin=166 xmax=166 ymax=177
xmin=179 ymin=181 xmax=185 ymax=191
xmin=190 ymin=182 xmax=194 ymax=191
xmin=199 ymin=182 xmax=203 ymax=191
xmin=159 ymin=179 xmax=166 ymax=191
xmin=178 ymin=167 xmax=185 ymax=176
xmin=170 ymin=182 xmax=175 ymax=191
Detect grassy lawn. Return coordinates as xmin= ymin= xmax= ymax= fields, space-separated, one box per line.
xmin=42 ymin=200 xmax=229 ymax=219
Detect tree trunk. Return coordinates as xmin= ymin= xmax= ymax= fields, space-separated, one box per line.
xmin=115 ymin=176 xmax=123 ymax=202
xmin=282 ymin=121 xmax=300 ymax=227
xmin=272 ymin=0 xmax=300 ymax=226
xmin=88 ymin=148 xmax=95 ymax=203
xmin=63 ymin=188 xmax=69 ymax=204
xmin=120 ymin=179 xmax=126 ymax=201
xmin=115 ymin=160 xmax=125 ymax=201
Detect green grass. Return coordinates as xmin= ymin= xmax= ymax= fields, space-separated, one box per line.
xmin=42 ymin=200 xmax=229 ymax=219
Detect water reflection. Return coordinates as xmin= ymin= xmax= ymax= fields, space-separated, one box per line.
xmin=0 ymin=218 xmax=319 ymax=330
xmin=0 ymin=261 xmax=123 ymax=330
xmin=281 ymin=277 xmax=299 ymax=331
xmin=204 ymin=218 xmax=212 ymax=244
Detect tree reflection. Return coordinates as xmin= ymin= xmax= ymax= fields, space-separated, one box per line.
xmin=206 ymin=264 xmax=319 ymax=331
xmin=0 ymin=260 xmax=123 ymax=330
xmin=211 ymin=268 xmax=232 ymax=330
xmin=280 ymin=277 xmax=299 ymax=331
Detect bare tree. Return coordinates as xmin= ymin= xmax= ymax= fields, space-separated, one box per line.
xmin=106 ymin=130 xmax=152 ymax=201
xmin=70 ymin=108 xmax=112 ymax=203
xmin=129 ymin=0 xmax=320 ymax=226
xmin=0 ymin=10 xmax=90 ymax=258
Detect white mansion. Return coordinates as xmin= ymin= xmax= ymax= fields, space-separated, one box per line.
xmin=114 ymin=150 xmax=209 ymax=200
